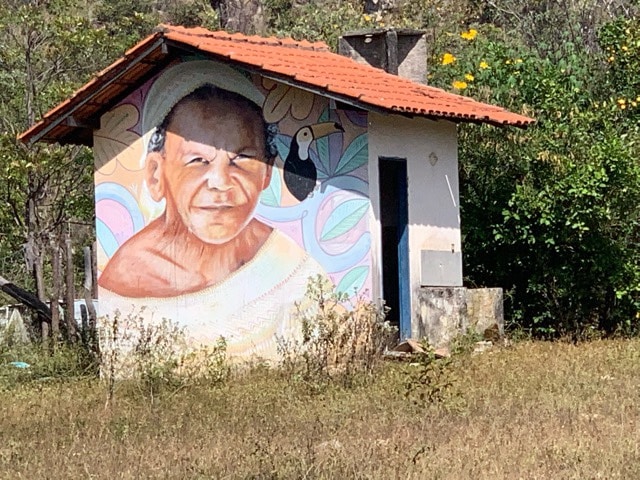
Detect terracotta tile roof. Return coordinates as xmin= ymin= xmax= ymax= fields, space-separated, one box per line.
xmin=19 ymin=24 xmax=534 ymax=146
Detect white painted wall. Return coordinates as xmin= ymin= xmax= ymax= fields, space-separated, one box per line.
xmin=368 ymin=112 xmax=461 ymax=336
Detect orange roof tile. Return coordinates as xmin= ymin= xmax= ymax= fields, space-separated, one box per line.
xmin=19 ymin=25 xmax=533 ymax=146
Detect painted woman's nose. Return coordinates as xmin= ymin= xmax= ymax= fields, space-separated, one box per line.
xmin=205 ymin=155 xmax=232 ymax=190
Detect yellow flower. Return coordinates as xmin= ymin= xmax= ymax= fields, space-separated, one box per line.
xmin=608 ymin=56 xmax=615 ymax=62
xmin=479 ymin=61 xmax=489 ymax=69
xmin=464 ymin=73 xmax=474 ymax=81
xmin=632 ymin=101 xmax=638 ymax=108
xmin=460 ymin=28 xmax=478 ymax=40
xmin=452 ymin=80 xmax=468 ymax=90
xmin=622 ymin=45 xmax=628 ymax=51
xmin=441 ymin=53 xmax=456 ymax=65
xmin=363 ymin=14 xmax=371 ymax=22
xmin=505 ymin=59 xmax=512 ymax=65
xmin=617 ymin=98 xmax=626 ymax=105
xmin=515 ymin=58 xmax=523 ymax=64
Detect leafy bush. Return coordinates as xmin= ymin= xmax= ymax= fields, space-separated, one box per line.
xmin=404 ymin=340 xmax=459 ymax=408
xmin=0 ymin=342 xmax=96 ymax=390
xmin=429 ymin=23 xmax=640 ymax=338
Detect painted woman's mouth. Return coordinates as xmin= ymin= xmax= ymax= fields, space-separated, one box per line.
xmin=193 ymin=204 xmax=234 ymax=210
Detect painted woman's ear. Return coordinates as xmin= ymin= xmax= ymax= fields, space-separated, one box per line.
xmin=261 ymin=162 xmax=273 ymax=191
xmin=145 ymin=152 xmax=165 ymax=201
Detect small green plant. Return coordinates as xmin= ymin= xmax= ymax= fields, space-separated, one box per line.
xmin=449 ymin=328 xmax=483 ymax=356
xmin=277 ymin=275 xmax=396 ymax=391
xmin=404 ymin=340 xmax=459 ymax=408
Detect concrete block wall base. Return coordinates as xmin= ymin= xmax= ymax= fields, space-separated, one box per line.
xmin=415 ymin=287 xmax=504 ymax=348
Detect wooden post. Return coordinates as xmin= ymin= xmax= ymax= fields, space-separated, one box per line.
xmin=91 ymin=241 xmax=98 ymax=300
xmin=64 ymin=233 xmax=76 ymax=342
xmin=50 ymin=240 xmax=61 ymax=343
xmin=35 ymin=254 xmax=49 ymax=344
xmin=83 ymin=246 xmax=98 ymax=354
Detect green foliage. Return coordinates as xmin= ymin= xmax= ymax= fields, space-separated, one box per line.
xmin=404 ymin=340 xmax=459 ymax=407
xmin=265 ymin=0 xmax=374 ymax=49
xmin=429 ymin=20 xmax=640 ymax=337
xmin=0 ymin=343 xmax=97 ymax=389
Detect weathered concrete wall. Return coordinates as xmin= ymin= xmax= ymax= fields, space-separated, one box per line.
xmin=415 ymin=287 xmax=467 ymax=347
xmin=467 ymin=288 xmax=504 ymax=338
xmin=338 ymin=29 xmax=427 ymax=84
xmin=415 ymin=287 xmax=504 ymax=347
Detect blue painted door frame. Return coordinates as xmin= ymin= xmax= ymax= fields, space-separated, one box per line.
xmin=378 ymin=157 xmax=411 ymax=340
xmin=395 ymin=161 xmax=411 ymax=340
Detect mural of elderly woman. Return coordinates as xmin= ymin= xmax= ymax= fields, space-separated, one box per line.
xmin=97 ymin=60 xmax=341 ymax=359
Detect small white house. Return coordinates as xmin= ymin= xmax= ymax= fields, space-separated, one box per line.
xmin=20 ymin=25 xmax=533 ymax=359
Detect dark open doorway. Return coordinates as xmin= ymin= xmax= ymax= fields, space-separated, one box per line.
xmin=378 ymin=157 xmax=411 ymax=339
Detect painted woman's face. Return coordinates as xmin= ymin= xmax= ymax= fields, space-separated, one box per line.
xmin=158 ymin=96 xmax=272 ymax=244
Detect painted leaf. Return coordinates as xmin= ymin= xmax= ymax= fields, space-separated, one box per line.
xmin=260 ymin=165 xmax=282 ymax=207
xmin=275 ymin=134 xmax=291 ymax=161
xmin=320 ymin=198 xmax=369 ymax=241
xmin=316 ymin=108 xmax=330 ymax=173
xmin=336 ymin=266 xmax=369 ymax=296
xmin=334 ymin=134 xmax=368 ymax=176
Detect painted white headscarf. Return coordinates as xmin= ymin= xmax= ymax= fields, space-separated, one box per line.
xmin=138 ymin=59 xmax=266 ymax=218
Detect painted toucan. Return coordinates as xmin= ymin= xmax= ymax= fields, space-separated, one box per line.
xmin=283 ymin=122 xmax=344 ymax=201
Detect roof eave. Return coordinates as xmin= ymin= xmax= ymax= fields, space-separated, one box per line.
xmin=18 ymin=33 xmax=166 ymax=146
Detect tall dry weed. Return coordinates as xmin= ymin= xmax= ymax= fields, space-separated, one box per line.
xmin=277 ymin=275 xmax=396 ymax=389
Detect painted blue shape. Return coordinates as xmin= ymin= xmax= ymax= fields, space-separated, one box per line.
xmin=94 ymin=182 xmax=145 ymax=231
xmin=97 ymin=218 xmax=120 ymax=259
xmin=396 ymin=163 xmax=411 ymax=340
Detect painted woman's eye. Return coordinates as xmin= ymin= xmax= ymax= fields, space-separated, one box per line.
xmin=187 ymin=157 xmax=208 ymax=165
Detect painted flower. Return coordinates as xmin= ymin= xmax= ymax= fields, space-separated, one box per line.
xmin=262 ymin=78 xmax=315 ymax=123
xmin=441 ymin=53 xmax=456 ymax=65
xmin=93 ymin=104 xmax=145 ymax=176
xmin=452 ymin=80 xmax=468 ymax=90
xmin=479 ymin=61 xmax=489 ymax=69
xmin=464 ymin=73 xmax=474 ymax=81
xmin=460 ymin=29 xmax=478 ymax=40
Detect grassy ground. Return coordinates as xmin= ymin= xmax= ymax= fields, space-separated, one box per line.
xmin=1 ymin=339 xmax=640 ymax=479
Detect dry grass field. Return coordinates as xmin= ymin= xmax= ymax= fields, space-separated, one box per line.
xmin=2 ymin=339 xmax=640 ymax=479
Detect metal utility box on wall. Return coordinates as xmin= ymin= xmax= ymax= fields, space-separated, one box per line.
xmin=420 ymin=250 xmax=463 ymax=287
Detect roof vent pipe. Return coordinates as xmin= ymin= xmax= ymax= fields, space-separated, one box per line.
xmin=338 ymin=28 xmax=428 ymax=84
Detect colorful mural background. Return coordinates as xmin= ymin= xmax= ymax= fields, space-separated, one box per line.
xmin=93 ymin=58 xmax=371 ymax=358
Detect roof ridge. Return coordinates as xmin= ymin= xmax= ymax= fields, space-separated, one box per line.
xmin=158 ymin=24 xmax=331 ymax=52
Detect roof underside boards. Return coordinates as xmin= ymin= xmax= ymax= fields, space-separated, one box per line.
xmin=18 ymin=24 xmax=535 ymax=147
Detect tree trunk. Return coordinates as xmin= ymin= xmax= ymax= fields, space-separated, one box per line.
xmin=50 ymin=240 xmax=61 ymax=343
xmin=64 ymin=232 xmax=77 ymax=342
xmin=83 ymin=246 xmax=98 ymax=354
xmin=210 ymin=0 xmax=266 ymax=34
